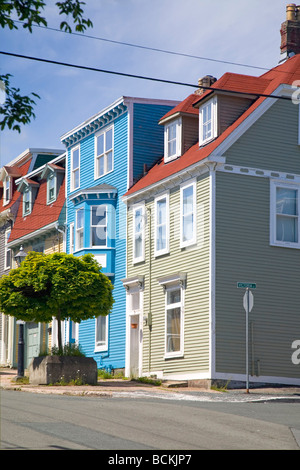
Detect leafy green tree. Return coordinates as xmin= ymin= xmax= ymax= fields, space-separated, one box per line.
xmin=0 ymin=251 xmax=113 ymax=353
xmin=0 ymin=0 xmax=93 ymax=132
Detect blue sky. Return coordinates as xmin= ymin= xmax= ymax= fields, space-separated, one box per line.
xmin=0 ymin=0 xmax=287 ymax=166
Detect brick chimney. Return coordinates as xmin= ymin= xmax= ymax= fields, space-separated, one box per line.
xmin=195 ymin=75 xmax=217 ymax=95
xmin=280 ymin=4 xmax=300 ymax=62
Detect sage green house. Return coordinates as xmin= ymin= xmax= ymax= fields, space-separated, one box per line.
xmin=122 ymin=54 xmax=300 ymax=387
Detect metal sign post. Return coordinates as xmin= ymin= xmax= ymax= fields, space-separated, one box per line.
xmin=237 ymin=282 xmax=255 ymax=393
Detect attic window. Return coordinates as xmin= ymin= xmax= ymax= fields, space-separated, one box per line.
xmin=3 ymin=175 xmax=10 ymax=205
xmin=47 ymin=173 xmax=56 ymax=204
xmin=199 ymin=97 xmax=217 ymax=146
xmin=23 ymin=187 xmax=31 ymax=216
xmin=164 ymin=118 xmax=182 ymax=163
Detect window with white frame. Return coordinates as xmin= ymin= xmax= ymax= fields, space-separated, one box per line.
xmin=69 ymin=222 xmax=75 ymax=253
xmin=133 ymin=205 xmax=145 ymax=263
xmin=47 ymin=173 xmax=56 ymax=204
xmin=91 ymin=205 xmax=107 ymax=247
xmin=165 ymin=286 xmax=183 ymax=358
xmin=4 ymin=228 xmax=11 ymax=270
xmin=155 ymin=193 xmax=169 ymax=256
xmin=3 ymin=176 xmax=10 ymax=205
xmin=164 ymin=118 xmax=181 ymax=163
xmin=199 ymin=97 xmax=217 ymax=145
xmin=76 ymin=208 xmax=84 ymax=250
xmin=23 ymin=187 xmax=31 ymax=216
xmin=95 ymin=126 xmax=113 ymax=178
xmin=71 ymin=146 xmax=80 ymax=191
xmin=95 ymin=315 xmax=108 ymax=351
xmin=270 ymin=181 xmax=300 ymax=248
xmin=180 ymin=180 xmax=196 ymax=247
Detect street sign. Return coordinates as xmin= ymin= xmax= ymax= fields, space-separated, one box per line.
xmin=243 ymin=289 xmax=254 ymax=313
xmin=237 ymin=282 xmax=256 ymax=289
xmin=16 ymin=320 xmax=25 ymax=325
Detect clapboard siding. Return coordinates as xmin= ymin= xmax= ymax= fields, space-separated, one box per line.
xmin=215 ymin=171 xmax=300 ymax=380
xmin=132 ymin=103 xmax=177 ymax=183
xmin=225 ymin=99 xmax=300 ymax=173
xmin=127 ymin=173 xmax=211 ymax=378
xmin=218 ymin=95 xmax=253 ymax=135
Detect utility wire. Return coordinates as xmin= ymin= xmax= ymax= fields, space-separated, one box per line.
xmin=0 ymin=51 xmax=294 ymax=101
xmin=14 ymin=20 xmax=270 ymax=72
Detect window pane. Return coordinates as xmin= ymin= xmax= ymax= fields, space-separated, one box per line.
xmin=183 ymin=186 xmax=193 ymax=214
xmin=166 ymin=307 xmax=181 ymax=352
xmin=167 ymin=289 xmax=181 ymax=305
xmin=107 ymin=150 xmax=113 ymax=172
xmin=98 ymin=155 xmax=104 ymax=176
xmin=72 ymin=148 xmax=79 ymax=168
xmin=158 ymin=199 xmax=166 ymax=223
xmin=105 ymin=129 xmax=113 ymax=151
xmin=276 ymin=188 xmax=297 ymax=215
xmin=77 ymin=209 xmax=84 ymax=229
xmin=276 ymin=215 xmax=298 ymax=243
xmin=135 ymin=235 xmax=142 ymax=258
xmin=92 ymin=206 xmax=106 ymax=226
xmin=73 ymin=168 xmax=79 ymax=188
xmin=97 ymin=134 xmax=104 ymax=156
xmin=92 ymin=226 xmax=106 ymax=246
xmin=96 ymin=316 xmax=106 ymax=345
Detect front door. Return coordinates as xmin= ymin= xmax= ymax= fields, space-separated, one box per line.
xmin=25 ymin=322 xmax=40 ymax=368
xmin=130 ymin=315 xmax=140 ymax=378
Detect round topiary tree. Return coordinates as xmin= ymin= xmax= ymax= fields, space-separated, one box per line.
xmin=0 ymin=251 xmax=114 ymax=353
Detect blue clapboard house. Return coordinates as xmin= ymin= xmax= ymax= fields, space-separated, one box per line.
xmin=61 ymin=96 xmax=178 ymax=373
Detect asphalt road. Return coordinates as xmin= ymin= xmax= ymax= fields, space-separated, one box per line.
xmin=1 ymin=389 xmax=299 ymax=451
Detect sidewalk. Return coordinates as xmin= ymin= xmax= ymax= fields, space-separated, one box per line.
xmin=1 ymin=368 xmax=300 ymax=402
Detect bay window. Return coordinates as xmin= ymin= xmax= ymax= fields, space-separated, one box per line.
xmin=91 ymin=205 xmax=107 ymax=247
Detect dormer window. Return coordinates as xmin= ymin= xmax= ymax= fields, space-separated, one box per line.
xmin=23 ymin=187 xmax=31 ymax=216
xmin=47 ymin=173 xmax=56 ymax=204
xmin=17 ymin=178 xmax=39 ymax=217
xmin=199 ymin=97 xmax=217 ymax=146
xmin=41 ymin=162 xmax=65 ymax=205
xmin=3 ymin=175 xmax=11 ymax=205
xmin=164 ymin=118 xmax=182 ymax=163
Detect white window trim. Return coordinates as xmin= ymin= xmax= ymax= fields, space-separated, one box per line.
xmin=270 ymin=179 xmax=300 ymax=249
xmin=95 ymin=315 xmax=108 ymax=352
xmin=3 ymin=175 xmax=11 ymax=206
xmin=71 ymin=145 xmax=80 ymax=192
xmin=23 ymin=187 xmax=32 ymax=216
xmin=75 ymin=208 xmax=84 ymax=251
xmin=94 ymin=125 xmax=114 ymax=179
xmin=164 ymin=118 xmax=182 ymax=163
xmin=154 ymin=192 xmax=169 ymax=257
xmin=180 ymin=179 xmax=197 ymax=248
xmin=132 ymin=203 xmax=145 ymax=264
xmin=164 ymin=284 xmax=184 ymax=359
xmin=90 ymin=205 xmax=107 ymax=248
xmin=47 ymin=173 xmax=57 ymax=204
xmin=4 ymin=228 xmax=11 ymax=270
xmin=199 ymin=96 xmax=218 ymax=146
xmin=69 ymin=222 xmax=75 ymax=254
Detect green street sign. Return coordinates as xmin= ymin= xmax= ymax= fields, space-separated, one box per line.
xmin=237 ymin=282 xmax=256 ymax=289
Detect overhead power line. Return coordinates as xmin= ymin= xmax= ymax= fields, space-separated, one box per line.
xmin=0 ymin=51 xmax=294 ymax=101
xmin=14 ymin=20 xmax=269 ymax=72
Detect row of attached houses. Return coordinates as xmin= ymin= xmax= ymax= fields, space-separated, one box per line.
xmin=1 ymin=5 xmax=300 ymax=386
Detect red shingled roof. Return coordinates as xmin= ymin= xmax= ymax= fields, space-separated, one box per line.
xmin=0 ymin=159 xmax=31 ymax=212
xmin=9 ymin=175 xmax=65 ymax=242
xmin=125 ymin=55 xmax=300 ymax=197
